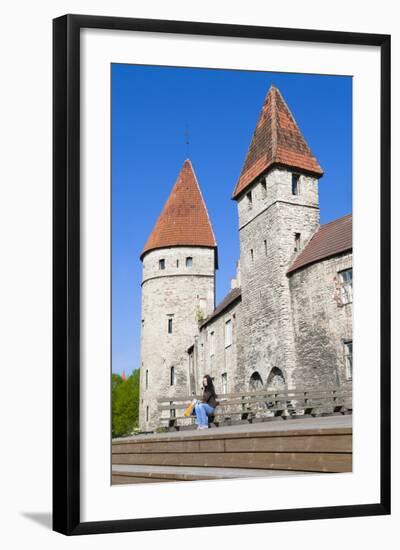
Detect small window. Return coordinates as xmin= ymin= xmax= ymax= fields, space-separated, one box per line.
xmin=294 ymin=233 xmax=301 ymax=252
xmin=250 ymin=248 xmax=254 ymax=262
xmin=264 ymin=239 xmax=267 ymax=256
xmin=186 ymin=257 xmax=193 ymax=267
xmin=168 ymin=318 xmax=173 ymax=334
xmin=246 ymin=191 xmax=253 ymax=206
xmin=146 ymin=405 xmax=149 ymax=422
xmin=189 ymin=351 xmax=194 ymax=374
xmin=145 ymin=369 xmax=149 ymax=389
xmin=292 ymin=174 xmax=300 ymax=195
xmin=225 ymin=319 xmax=232 ymax=347
xmin=344 ymin=341 xmax=353 ymax=380
xmin=159 ymin=259 xmax=165 ymax=270
xmin=141 ymin=319 xmax=144 ymax=329
xmin=339 ymin=268 xmax=353 ymax=305
xmin=170 ymin=366 xmax=176 ymax=386
xmin=176 ymin=259 xmax=179 ymax=268
xmin=209 ymin=331 xmax=215 ymax=356
xmin=261 ymin=179 xmax=267 ymax=195
xmin=170 ymin=402 xmax=176 ymax=418
xmin=221 ymin=372 xmax=228 ymax=394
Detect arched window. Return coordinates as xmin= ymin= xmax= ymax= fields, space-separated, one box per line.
xmin=267 ymin=367 xmax=285 ymax=389
xmin=249 ymin=371 xmax=263 ymax=390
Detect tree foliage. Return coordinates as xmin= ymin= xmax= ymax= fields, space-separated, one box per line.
xmin=112 ymin=369 xmax=140 ymax=438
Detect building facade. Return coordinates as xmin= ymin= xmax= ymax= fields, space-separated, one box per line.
xmin=139 ymin=86 xmax=353 ymax=431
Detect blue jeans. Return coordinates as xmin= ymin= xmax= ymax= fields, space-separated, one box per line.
xmin=195 ymin=403 xmax=215 ymax=427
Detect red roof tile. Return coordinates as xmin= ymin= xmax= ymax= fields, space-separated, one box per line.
xmin=232 ymin=86 xmax=323 ymax=199
xmin=287 ymin=214 xmax=352 ymax=274
xmin=141 ymin=159 xmax=217 ymax=259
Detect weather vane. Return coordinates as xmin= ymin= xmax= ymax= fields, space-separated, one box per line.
xmin=184 ymin=125 xmax=190 ymax=158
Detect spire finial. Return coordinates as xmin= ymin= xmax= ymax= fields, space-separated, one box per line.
xmin=184 ymin=125 xmax=190 ymax=158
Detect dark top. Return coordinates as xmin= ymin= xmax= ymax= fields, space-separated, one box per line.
xmin=202 ymin=389 xmax=218 ymax=408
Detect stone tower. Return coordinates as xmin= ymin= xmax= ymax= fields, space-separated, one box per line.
xmin=139 ymin=159 xmax=217 ymax=431
xmin=232 ymin=86 xmax=324 ymax=391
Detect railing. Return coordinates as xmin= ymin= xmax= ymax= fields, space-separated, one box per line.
xmin=158 ymin=386 xmax=352 ymax=430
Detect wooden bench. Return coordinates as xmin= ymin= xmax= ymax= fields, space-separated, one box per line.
xmin=158 ymin=387 xmax=352 ymax=430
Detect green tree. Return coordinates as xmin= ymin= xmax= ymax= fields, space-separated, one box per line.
xmin=112 ymin=369 xmax=140 ymax=438
xmin=112 ymin=373 xmax=123 ymax=436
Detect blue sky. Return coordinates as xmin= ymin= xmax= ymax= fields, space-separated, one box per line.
xmin=112 ymin=65 xmax=352 ymax=376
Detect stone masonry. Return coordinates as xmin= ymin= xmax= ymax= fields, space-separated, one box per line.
xmin=288 ymin=252 xmax=353 ymax=388
xmin=194 ymin=287 xmax=242 ymax=396
xmin=138 ymin=86 xmax=353 ymax=431
xmin=236 ymin=168 xmax=320 ymax=391
xmin=139 ymin=246 xmax=215 ymax=430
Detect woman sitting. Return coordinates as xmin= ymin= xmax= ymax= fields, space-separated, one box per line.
xmin=195 ymin=375 xmax=218 ymax=430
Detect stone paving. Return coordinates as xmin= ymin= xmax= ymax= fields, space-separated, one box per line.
xmin=112 ymin=463 xmax=320 ymax=479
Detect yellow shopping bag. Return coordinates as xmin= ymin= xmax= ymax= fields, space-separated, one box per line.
xmin=183 ymin=400 xmax=196 ymax=417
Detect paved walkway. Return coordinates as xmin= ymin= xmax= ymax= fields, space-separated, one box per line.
xmin=112 ymin=464 xmax=319 ymax=479
xmin=113 ymin=415 xmax=352 ymax=442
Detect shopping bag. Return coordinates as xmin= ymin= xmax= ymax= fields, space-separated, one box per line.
xmin=184 ymin=400 xmax=196 ymax=417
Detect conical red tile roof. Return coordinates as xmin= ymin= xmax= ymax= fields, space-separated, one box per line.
xmin=141 ymin=160 xmax=217 ymax=259
xmin=232 ymin=86 xmax=323 ymax=199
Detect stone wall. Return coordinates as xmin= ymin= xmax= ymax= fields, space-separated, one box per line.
xmin=288 ymin=252 xmax=353 ymax=387
xmin=193 ymin=297 xmax=242 ymax=396
xmin=236 ymin=167 xmax=320 ymax=390
xmin=237 ymin=168 xmax=319 ymax=228
xmin=138 ymin=167 xmax=353 ymax=431
xmin=139 ymin=246 xmax=215 ymax=431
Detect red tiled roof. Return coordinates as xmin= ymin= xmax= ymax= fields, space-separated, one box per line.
xmin=141 ymin=159 xmax=217 ymax=259
xmin=200 ymin=287 xmax=241 ymax=328
xmin=287 ymin=213 xmax=352 ymax=274
xmin=232 ymin=86 xmax=323 ymax=199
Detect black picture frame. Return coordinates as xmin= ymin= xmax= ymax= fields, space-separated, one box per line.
xmin=53 ymin=14 xmax=391 ymax=536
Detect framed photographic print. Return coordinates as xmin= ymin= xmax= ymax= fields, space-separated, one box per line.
xmin=53 ymin=14 xmax=391 ymax=535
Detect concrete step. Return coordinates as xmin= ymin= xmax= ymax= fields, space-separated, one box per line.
xmin=112 ymin=415 xmax=352 ymax=477
xmin=112 ymin=464 xmax=316 ymax=484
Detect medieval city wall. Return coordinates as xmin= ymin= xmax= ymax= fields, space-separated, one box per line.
xmin=288 ymin=252 xmax=353 ymax=388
